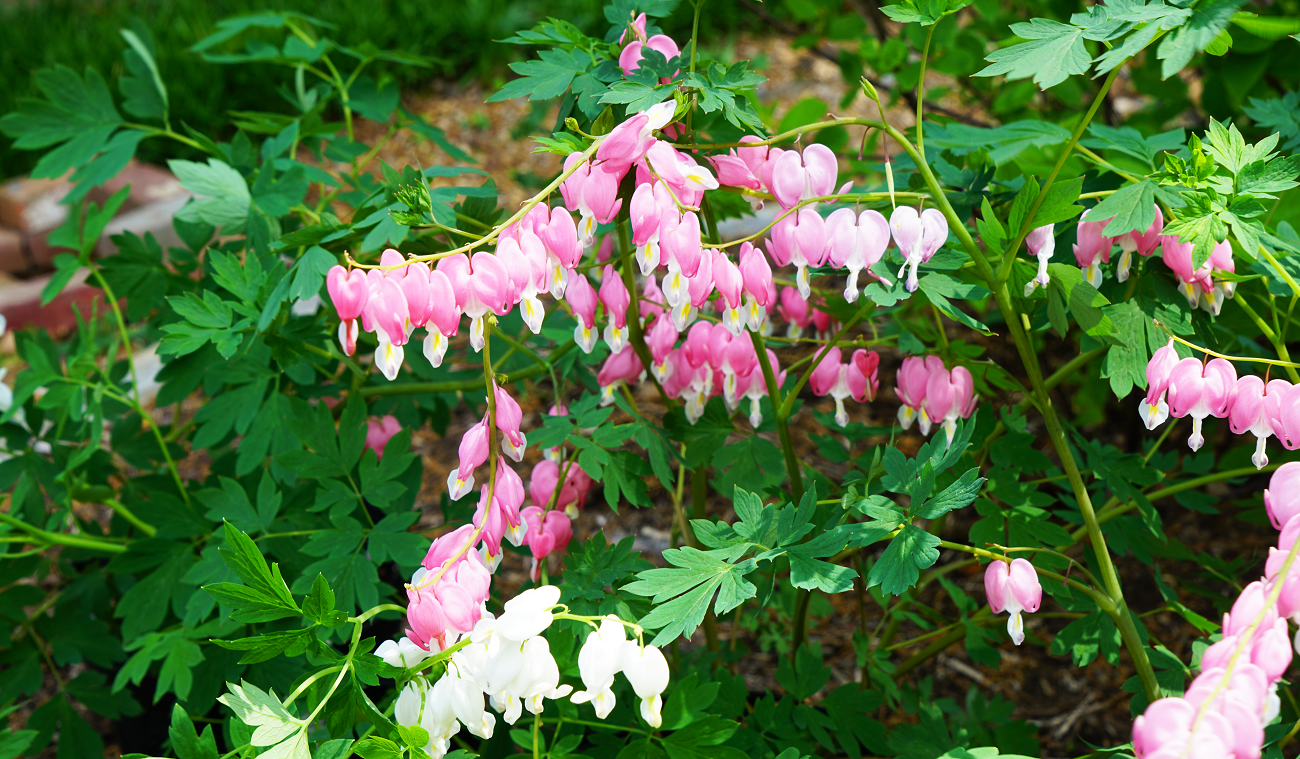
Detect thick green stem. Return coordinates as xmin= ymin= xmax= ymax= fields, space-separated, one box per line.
xmin=884 ymin=89 xmax=1158 ymax=699
xmin=104 ymin=499 xmax=157 ymax=537
xmin=0 ymin=512 xmax=127 ymax=553
xmin=994 ymin=67 xmax=1121 ymax=285
xmin=691 ymin=464 xmax=719 ymax=652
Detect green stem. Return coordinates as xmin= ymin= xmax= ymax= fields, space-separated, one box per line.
xmin=750 ymin=330 xmax=802 ymax=499
xmin=1044 ymin=347 xmax=1105 ymax=391
xmin=104 ymin=498 xmax=157 ymax=537
xmin=689 ymin=0 xmax=706 ymax=75
xmin=690 ymin=463 xmax=719 ymax=653
xmin=0 ymin=512 xmax=127 ymax=553
xmin=915 ymin=23 xmax=936 ymax=163
xmin=994 ymin=66 xmax=1121 ymax=286
xmin=616 ymin=222 xmax=675 ymax=409
xmin=89 ymin=264 xmax=190 ymax=505
xmin=1083 ymin=464 xmax=1281 ymax=537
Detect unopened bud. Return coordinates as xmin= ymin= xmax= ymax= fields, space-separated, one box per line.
xmin=860 ymin=77 xmax=880 ymax=103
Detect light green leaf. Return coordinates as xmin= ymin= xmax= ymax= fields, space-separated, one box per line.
xmin=1088 ymin=180 xmax=1157 ymax=237
xmin=867 ymin=524 xmax=941 ymax=596
xmin=976 ymin=18 xmax=1091 ymax=89
xmin=170 ymin=158 xmax=251 ymax=227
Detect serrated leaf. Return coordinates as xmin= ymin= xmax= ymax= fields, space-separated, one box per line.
xmin=626 ymin=548 xmax=758 ymax=646
xmin=976 ymin=18 xmax=1092 ymax=90
xmin=1089 ymin=181 xmax=1157 ymax=237
xmin=911 ymin=468 xmax=984 ymax=519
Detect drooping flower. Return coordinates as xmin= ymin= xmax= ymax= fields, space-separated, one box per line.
xmin=571 ymin=616 xmax=627 ymax=719
xmin=984 ymin=558 xmax=1042 ymax=646
xmin=1139 ymin=338 xmax=1180 ymax=430
xmin=620 ymin=642 xmax=670 ymax=727
xmin=365 ymin=415 xmax=402 ymax=461
xmin=891 ymin=206 xmax=947 ymax=293
xmin=1023 ymin=224 xmax=1055 ymax=296
xmin=1115 ymin=204 xmax=1163 ymax=282
xmin=1072 ymin=210 xmax=1113 ymax=288
xmin=327 ymin=265 xmax=369 ymax=356
xmin=1166 ymin=357 xmax=1238 ymax=451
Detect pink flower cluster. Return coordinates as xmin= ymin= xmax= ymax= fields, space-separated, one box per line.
xmin=894 ymin=356 xmax=977 ymax=445
xmin=1072 ymin=204 xmax=1236 ymax=315
xmin=1142 ymin=341 xmax=1300 ymax=468
xmin=1133 ymin=463 xmax=1300 ymax=759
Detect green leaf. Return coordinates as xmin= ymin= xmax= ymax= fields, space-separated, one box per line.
xmin=1048 ymin=610 xmax=1120 ymax=666
xmin=217 ymin=680 xmax=303 ymax=748
xmin=918 ymin=274 xmax=991 ymax=333
xmin=1045 ymin=263 xmax=1118 ymax=341
xmin=626 ymin=547 xmax=758 ymax=646
xmin=1157 ymin=0 xmax=1247 ymax=79
xmin=976 ymin=18 xmax=1092 ymax=90
xmin=170 ymin=158 xmax=251 ymax=227
xmin=213 ymin=629 xmax=314 ymax=664
xmin=1163 ymin=197 xmax=1229 ymax=269
xmin=488 ymin=48 xmax=592 ymax=102
xmin=879 ymin=0 xmax=973 ymax=26
xmin=867 ymin=524 xmax=941 ymax=595
xmin=1088 ymin=181 xmax=1158 ymax=237
xmin=353 ymin=737 xmax=403 ymax=759
xmin=120 ymin=28 xmax=168 ymax=123
xmin=205 ymin=522 xmax=300 ymax=622
xmin=911 ymin=468 xmax=984 ymax=519
xmin=1100 ymin=300 xmax=1150 ymax=400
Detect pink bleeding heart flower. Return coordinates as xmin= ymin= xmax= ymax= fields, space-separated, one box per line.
xmin=434 ymin=567 xmax=482 ymax=634
xmin=1116 ymin=205 xmax=1164 ymax=282
xmin=645 ymin=314 xmax=679 ymax=383
xmin=675 ymin=244 xmax=714 ymax=331
xmin=1266 ymin=462 xmax=1300 ymax=530
xmin=769 ymin=208 xmax=827 ymax=300
xmin=370 ymin=276 xmax=410 ymax=381
xmin=562 ymin=153 xmax=624 ymax=248
xmin=712 ymin=249 xmax=745 ymax=336
xmin=826 ymin=207 xmax=892 ymax=302
xmin=327 ymin=265 xmax=369 ymax=356
xmin=660 ymin=211 xmax=704 ymax=309
xmin=630 ymin=182 xmax=663 ymax=247
xmin=848 ymin=350 xmax=880 ymax=403
xmin=597 ymin=345 xmax=644 ymax=406
xmin=770 ymin=143 xmax=839 ymax=210
xmin=1271 ymin=380 xmax=1300 ymax=450
xmin=895 ymin=355 xmax=943 ymax=434
xmin=1199 ymin=239 xmax=1236 ymax=316
xmin=446 ymin=418 xmax=490 ymax=501
xmin=494 ymin=383 xmax=528 ymax=462
xmin=596 ymin=102 xmax=674 ymax=176
xmin=1229 ymin=374 xmax=1279 ymax=469
xmin=539 ymin=206 xmax=581 ymax=298
xmin=719 ymin=334 xmax=758 ymax=412
xmin=1161 ymin=234 xmax=1214 ymax=309
xmin=777 ymin=285 xmax=815 ymax=340
xmin=738 ymin=242 xmax=774 ymax=332
xmin=810 ymin=346 xmax=855 ymax=427
xmin=1166 ymin=357 xmax=1238 ymax=451
xmin=520 ymin=507 xmax=574 ymax=581
xmin=400 ymin=262 xmax=435 ymax=333
xmin=923 ymin=362 xmax=977 ymax=446
xmin=423 ymin=523 xmax=476 ymax=572
xmin=567 ymin=273 xmax=600 ymax=355
xmin=741 ymin=348 xmax=785 ymax=427
xmin=1132 ymin=697 xmax=1235 ymax=759
xmin=1072 ymin=209 xmax=1113 ymax=287
xmin=472 ymin=484 xmax=509 ymax=572
xmin=891 ymin=206 xmax=948 ymax=292
xmin=422 ymin=268 xmax=461 ymax=369
xmin=365 ymin=415 xmax=402 ymax=461
xmin=984 ymin=558 xmax=1041 ymax=646
xmin=494 ymin=461 xmax=526 ymax=533
xmin=619 ymin=34 xmax=681 ymax=78
xmin=1023 ymin=224 xmax=1056 ymax=296
xmin=1140 ymin=338 xmax=1180 ymax=430
xmin=406 ymin=585 xmax=448 ymax=652
xmin=599 ymin=264 xmax=632 ymax=354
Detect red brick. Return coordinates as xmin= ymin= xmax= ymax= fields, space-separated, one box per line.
xmin=0 ymin=228 xmax=25 ymax=274
xmin=25 ymin=227 xmax=77 ymax=269
xmin=0 ymin=175 xmax=72 ymax=233
xmin=88 ymin=160 xmax=185 ymax=211
xmin=0 ymin=268 xmax=101 ymax=335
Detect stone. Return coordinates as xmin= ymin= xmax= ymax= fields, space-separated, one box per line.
xmin=97 ymin=194 xmax=192 ymax=256
xmin=89 ymin=160 xmax=185 ymax=211
xmin=0 ymin=175 xmax=72 ymax=233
